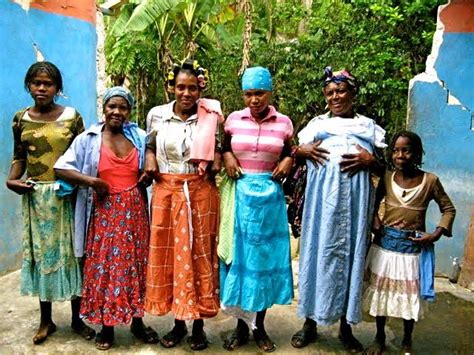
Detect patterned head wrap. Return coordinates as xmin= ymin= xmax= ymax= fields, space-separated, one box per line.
xmin=103 ymin=86 xmax=135 ymax=108
xmin=323 ymin=66 xmax=358 ymax=91
xmin=242 ymin=66 xmax=273 ymax=91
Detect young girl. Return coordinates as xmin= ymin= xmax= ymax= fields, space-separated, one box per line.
xmin=6 ymin=61 xmax=94 ymax=344
xmin=363 ymin=131 xmax=456 ymax=354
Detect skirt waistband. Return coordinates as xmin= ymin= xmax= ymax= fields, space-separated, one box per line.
xmin=375 ymin=226 xmax=421 ymax=254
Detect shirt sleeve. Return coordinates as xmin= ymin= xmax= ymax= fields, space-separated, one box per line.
xmin=432 ymin=177 xmax=456 ymax=236
xmin=11 ymin=111 xmax=26 ymax=164
xmin=74 ymin=111 xmax=86 ymax=136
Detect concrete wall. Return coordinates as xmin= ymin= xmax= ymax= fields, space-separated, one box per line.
xmin=0 ymin=1 xmax=97 ymax=275
xmin=407 ymin=0 xmax=474 ymax=274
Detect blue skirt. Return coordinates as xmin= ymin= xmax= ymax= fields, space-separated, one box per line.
xmin=220 ymin=173 xmax=293 ymax=312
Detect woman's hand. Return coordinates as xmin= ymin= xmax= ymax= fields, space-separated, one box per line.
xmin=272 ymin=157 xmax=293 ymax=183
xmin=296 ymin=140 xmax=329 ymax=166
xmin=138 ymin=172 xmax=153 ymax=188
xmin=144 ymin=148 xmax=160 ymax=181
xmin=372 ymin=215 xmax=383 ymax=242
xmin=210 ymin=152 xmax=222 ymax=176
xmin=340 ymin=144 xmax=375 ymax=176
xmin=90 ymin=177 xmax=110 ymax=195
xmin=6 ymin=179 xmax=35 ymax=195
xmin=223 ymin=152 xmax=242 ymax=179
xmin=409 ymin=228 xmax=444 ymax=246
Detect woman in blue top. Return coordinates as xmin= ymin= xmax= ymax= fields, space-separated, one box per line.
xmin=291 ymin=67 xmax=386 ymax=352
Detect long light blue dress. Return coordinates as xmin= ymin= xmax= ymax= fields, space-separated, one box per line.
xmin=297 ymin=113 xmax=386 ymax=325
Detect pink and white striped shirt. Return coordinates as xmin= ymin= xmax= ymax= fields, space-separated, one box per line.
xmin=224 ymin=106 xmax=293 ymax=173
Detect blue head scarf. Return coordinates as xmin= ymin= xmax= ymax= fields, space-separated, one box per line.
xmin=242 ymin=67 xmax=272 ymax=91
xmin=103 ymin=86 xmax=135 ymax=108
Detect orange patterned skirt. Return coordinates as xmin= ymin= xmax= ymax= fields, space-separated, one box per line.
xmin=145 ymin=174 xmax=220 ymax=320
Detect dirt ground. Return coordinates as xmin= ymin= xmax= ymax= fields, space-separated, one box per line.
xmin=0 ymin=268 xmax=473 ymax=354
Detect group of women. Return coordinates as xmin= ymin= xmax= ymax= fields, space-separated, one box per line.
xmin=7 ymin=60 xmax=455 ymax=354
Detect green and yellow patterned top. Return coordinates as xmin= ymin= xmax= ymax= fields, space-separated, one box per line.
xmin=12 ymin=106 xmax=85 ymax=181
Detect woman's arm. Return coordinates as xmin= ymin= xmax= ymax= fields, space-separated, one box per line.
xmin=55 ymin=168 xmax=110 ymax=195
xmin=410 ymin=177 xmax=456 ymax=245
xmin=272 ymin=140 xmax=293 ymax=182
xmin=6 ymin=160 xmax=34 ymax=195
xmin=222 ymin=132 xmax=241 ymax=179
xmin=144 ymin=147 xmax=160 ymax=181
xmin=6 ymin=113 xmax=34 ymax=195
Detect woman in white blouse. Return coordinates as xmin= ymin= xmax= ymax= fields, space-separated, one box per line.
xmin=143 ymin=59 xmax=223 ymax=351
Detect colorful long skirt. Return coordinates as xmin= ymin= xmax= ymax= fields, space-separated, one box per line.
xmin=220 ymin=173 xmax=294 ymax=320
xmin=80 ymin=186 xmax=149 ymax=326
xmin=145 ymin=174 xmax=220 ymax=320
xmin=21 ymin=182 xmax=82 ymax=301
xmin=363 ymin=226 xmax=425 ymax=321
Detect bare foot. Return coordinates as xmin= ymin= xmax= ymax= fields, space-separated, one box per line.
xmin=33 ymin=322 xmax=57 ymax=344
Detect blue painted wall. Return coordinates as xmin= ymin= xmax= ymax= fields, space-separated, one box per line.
xmin=0 ymin=3 xmax=97 ymax=274
xmin=408 ymin=17 xmax=474 ymax=274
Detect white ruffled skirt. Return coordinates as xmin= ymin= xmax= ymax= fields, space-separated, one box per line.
xmin=363 ymin=244 xmax=426 ymax=321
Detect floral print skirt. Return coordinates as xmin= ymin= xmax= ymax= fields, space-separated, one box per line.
xmin=80 ymin=186 xmax=149 ymax=326
xmin=21 ymin=182 xmax=82 ymax=302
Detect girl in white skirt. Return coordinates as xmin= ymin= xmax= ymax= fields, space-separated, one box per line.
xmin=363 ymin=131 xmax=455 ymax=354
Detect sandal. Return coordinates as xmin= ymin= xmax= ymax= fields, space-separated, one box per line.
xmin=71 ymin=320 xmax=95 ymax=341
xmin=363 ymin=339 xmax=386 ymax=355
xmin=223 ymin=328 xmax=249 ymax=351
xmin=95 ymin=329 xmax=114 ymax=351
xmin=338 ymin=332 xmax=364 ymax=353
xmin=188 ymin=330 xmax=209 ymax=351
xmin=291 ymin=327 xmax=317 ymax=348
xmin=254 ymin=330 xmax=276 ymax=353
xmin=131 ymin=323 xmax=159 ymax=344
xmin=33 ymin=322 xmax=57 ymax=345
xmin=160 ymin=326 xmax=188 ymax=348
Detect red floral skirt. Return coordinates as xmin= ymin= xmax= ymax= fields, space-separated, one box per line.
xmin=80 ymin=186 xmax=149 ymax=326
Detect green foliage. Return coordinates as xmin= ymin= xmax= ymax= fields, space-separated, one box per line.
xmin=104 ymin=0 xmax=443 ymax=136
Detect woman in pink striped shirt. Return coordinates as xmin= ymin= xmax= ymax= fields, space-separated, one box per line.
xmin=220 ymin=67 xmax=294 ymax=353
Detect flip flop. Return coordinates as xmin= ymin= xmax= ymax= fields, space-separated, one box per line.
xmin=95 ymin=330 xmax=114 ymax=351
xmin=71 ymin=321 xmax=96 ymax=341
xmin=363 ymin=340 xmax=386 ymax=355
xmin=338 ymin=332 xmax=364 ymax=353
xmin=188 ymin=330 xmax=209 ymax=351
xmin=254 ymin=331 xmax=276 ymax=353
xmin=291 ymin=327 xmax=318 ymax=348
xmin=223 ymin=328 xmax=249 ymax=351
xmin=160 ymin=326 xmax=188 ymax=348
xmin=131 ymin=324 xmax=159 ymax=344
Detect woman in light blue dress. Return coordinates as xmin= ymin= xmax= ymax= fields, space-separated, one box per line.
xmin=291 ymin=67 xmax=386 ymax=352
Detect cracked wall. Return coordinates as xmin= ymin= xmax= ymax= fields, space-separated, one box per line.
xmin=408 ymin=0 xmax=474 ymax=274
xmin=0 ymin=1 xmax=97 ymax=275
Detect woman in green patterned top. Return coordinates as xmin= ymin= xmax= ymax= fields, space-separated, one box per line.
xmin=6 ymin=62 xmax=95 ymax=344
